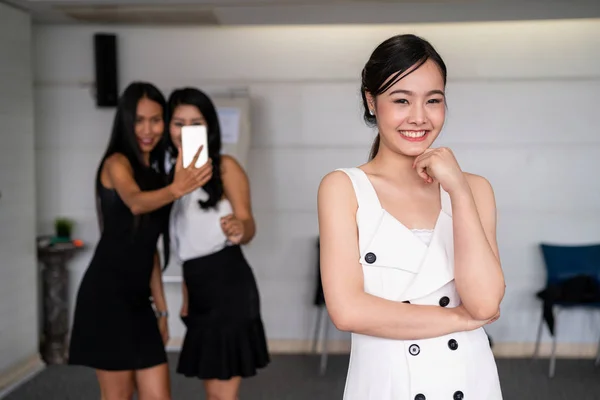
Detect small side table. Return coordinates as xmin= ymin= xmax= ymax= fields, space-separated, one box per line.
xmin=37 ymin=238 xmax=84 ymax=365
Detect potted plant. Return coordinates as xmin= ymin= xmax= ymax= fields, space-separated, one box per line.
xmin=54 ymin=217 xmax=74 ymax=241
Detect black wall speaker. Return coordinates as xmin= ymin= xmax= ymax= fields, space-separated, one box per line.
xmin=93 ymin=33 xmax=118 ymax=107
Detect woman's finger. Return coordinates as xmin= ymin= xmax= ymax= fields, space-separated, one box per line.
xmin=414 ymin=160 xmax=432 ymax=182
xmin=412 ymin=148 xmax=435 ymax=168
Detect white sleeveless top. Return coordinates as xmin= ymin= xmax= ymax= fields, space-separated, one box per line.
xmin=335 ymin=167 xmax=503 ymax=400
xmin=165 ymin=153 xmax=234 ymax=263
xmin=169 ymin=187 xmax=233 ymax=264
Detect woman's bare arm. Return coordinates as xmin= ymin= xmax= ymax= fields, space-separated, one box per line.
xmin=150 ymin=251 xmax=168 ymax=314
xmin=103 ymin=150 xmax=211 ymax=215
xmin=450 ymin=173 xmax=505 ymax=320
xmin=102 ymin=154 xmax=177 ymax=215
xmin=221 ymin=155 xmax=256 ymax=244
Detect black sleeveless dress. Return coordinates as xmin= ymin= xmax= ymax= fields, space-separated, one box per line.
xmin=68 ymin=164 xmax=170 ymax=371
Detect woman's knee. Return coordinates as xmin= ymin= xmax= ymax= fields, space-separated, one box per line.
xmin=138 ymin=393 xmax=171 ymax=400
xmin=137 ymin=384 xmax=170 ymax=400
xmin=206 ymin=395 xmax=235 ymax=400
xmin=100 ymin=387 xmax=134 ymax=400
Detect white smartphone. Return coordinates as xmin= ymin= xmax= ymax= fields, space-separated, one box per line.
xmin=181 ymin=125 xmax=208 ymax=168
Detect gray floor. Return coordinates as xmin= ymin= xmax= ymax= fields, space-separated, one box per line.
xmin=4 ymin=353 xmax=600 ymax=399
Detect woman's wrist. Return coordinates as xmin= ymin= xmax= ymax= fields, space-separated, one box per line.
xmin=167 ymin=183 xmax=181 ymax=200
xmin=449 ymin=307 xmax=469 ymax=332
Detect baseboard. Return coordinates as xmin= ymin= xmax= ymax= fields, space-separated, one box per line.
xmin=0 ymin=353 xmax=45 ymax=398
xmin=167 ymin=338 xmax=598 ymax=359
xmin=492 ymin=342 xmax=599 ymax=359
xmin=266 ymin=339 xmax=352 ymax=354
xmin=165 ymin=337 xmax=353 ymax=354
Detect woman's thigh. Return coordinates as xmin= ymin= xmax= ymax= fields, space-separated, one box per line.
xmin=135 ymin=362 xmax=171 ymax=400
xmin=96 ymin=369 xmax=135 ymax=400
xmin=204 ymin=376 xmax=242 ymax=400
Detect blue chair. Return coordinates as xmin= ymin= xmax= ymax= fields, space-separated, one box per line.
xmin=532 ymin=243 xmax=600 ymax=377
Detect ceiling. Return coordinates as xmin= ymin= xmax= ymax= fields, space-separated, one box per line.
xmin=3 ymin=0 xmax=600 ymax=25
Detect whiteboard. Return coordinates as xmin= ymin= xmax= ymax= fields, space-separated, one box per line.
xmin=160 ymin=91 xmax=251 ymax=280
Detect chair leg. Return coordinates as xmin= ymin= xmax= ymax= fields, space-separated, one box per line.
xmin=549 ymin=307 xmax=559 ymax=378
xmin=533 ymin=308 xmax=544 ymax=359
xmin=319 ymin=308 xmax=330 ymax=376
xmin=312 ymin=306 xmax=324 ymax=353
xmin=594 ymin=333 xmax=600 ymax=367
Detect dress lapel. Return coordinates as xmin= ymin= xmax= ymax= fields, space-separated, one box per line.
xmin=400 ymin=188 xmax=454 ymax=301
xmin=401 ymin=211 xmax=454 ymax=300
xmin=360 ymin=209 xmax=429 ymax=274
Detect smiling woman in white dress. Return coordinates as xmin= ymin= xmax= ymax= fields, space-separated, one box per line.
xmin=317 ymin=34 xmax=506 ymax=400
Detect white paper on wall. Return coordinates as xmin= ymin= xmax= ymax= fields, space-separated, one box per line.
xmin=217 ymin=107 xmax=241 ymax=144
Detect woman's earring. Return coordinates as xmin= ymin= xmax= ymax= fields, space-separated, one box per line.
xmin=369 ymin=109 xmax=374 ymax=116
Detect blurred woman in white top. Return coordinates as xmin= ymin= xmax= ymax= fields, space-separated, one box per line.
xmin=165 ymin=87 xmax=269 ymax=400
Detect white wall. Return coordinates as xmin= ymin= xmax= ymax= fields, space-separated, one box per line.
xmin=0 ymin=2 xmax=39 ymax=379
xmin=33 ymin=19 xmax=600 ymax=353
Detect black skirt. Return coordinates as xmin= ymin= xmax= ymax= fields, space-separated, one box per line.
xmin=177 ymin=245 xmax=270 ymax=380
xmin=69 ymin=285 xmax=166 ymax=371
xmin=68 ymin=251 xmax=167 ymax=371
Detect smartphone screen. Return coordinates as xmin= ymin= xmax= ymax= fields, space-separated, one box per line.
xmin=181 ymin=125 xmax=208 ymax=168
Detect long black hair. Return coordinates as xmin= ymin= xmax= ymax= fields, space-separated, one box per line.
xmin=360 ymin=34 xmax=447 ymax=160
xmin=165 ymin=87 xmax=224 ymax=210
xmin=95 ymin=81 xmax=171 ymax=268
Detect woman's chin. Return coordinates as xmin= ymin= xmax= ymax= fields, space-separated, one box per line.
xmin=395 ymin=143 xmax=432 ymax=158
xmin=137 ymin=139 xmax=159 ymax=153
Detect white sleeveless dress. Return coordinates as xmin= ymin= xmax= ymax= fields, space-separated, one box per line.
xmin=336 ymin=167 xmax=503 ymax=400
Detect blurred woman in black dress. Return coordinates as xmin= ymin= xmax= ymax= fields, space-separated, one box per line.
xmin=68 ymin=82 xmax=212 ymax=400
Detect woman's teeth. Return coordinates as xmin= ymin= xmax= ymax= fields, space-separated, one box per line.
xmin=399 ymin=130 xmax=427 ymax=138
